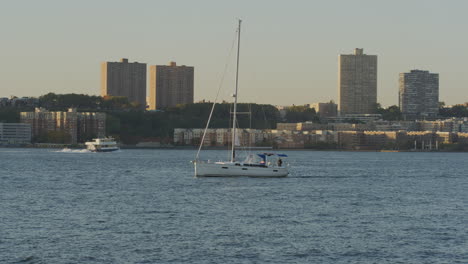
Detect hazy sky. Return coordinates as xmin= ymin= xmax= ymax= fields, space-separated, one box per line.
xmin=1 ymin=0 xmax=468 ymax=106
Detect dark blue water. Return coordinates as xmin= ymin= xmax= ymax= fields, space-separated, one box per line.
xmin=1 ymin=148 xmax=467 ymax=263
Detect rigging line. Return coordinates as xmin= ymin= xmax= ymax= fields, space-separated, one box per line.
xmin=261 ymin=105 xmax=268 ymax=127
xmin=228 ymin=103 xmax=232 ymax=161
xmin=196 ymin=27 xmax=238 ymax=160
xmin=248 ymin=103 xmax=252 ymax=156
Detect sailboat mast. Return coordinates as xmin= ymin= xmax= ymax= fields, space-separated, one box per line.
xmin=231 ymin=19 xmax=241 ymax=162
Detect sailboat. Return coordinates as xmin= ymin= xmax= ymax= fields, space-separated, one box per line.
xmin=193 ymin=20 xmax=289 ymax=178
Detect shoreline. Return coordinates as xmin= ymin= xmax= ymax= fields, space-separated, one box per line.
xmin=1 ymin=144 xmax=467 ymax=152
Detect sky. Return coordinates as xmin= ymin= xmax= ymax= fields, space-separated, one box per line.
xmin=1 ymin=0 xmax=468 ymax=107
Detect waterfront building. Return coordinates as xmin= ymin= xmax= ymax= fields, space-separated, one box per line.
xmin=339 ymin=48 xmax=378 ymax=115
xmin=174 ymin=127 xmax=468 ymax=150
xmin=453 ymin=118 xmax=468 ymax=133
xmin=337 ymin=131 xmax=409 ymax=150
xmin=373 ymin=120 xmax=416 ymax=131
xmin=399 ymin=70 xmax=439 ymax=120
xmin=405 ymin=131 xmax=444 ymax=150
xmin=327 ymin=122 xmax=373 ymax=131
xmin=310 ymin=102 xmax=338 ymax=118
xmin=0 ymin=123 xmax=31 ymax=144
xmin=326 ymin=113 xmax=382 ymax=123
xmin=413 ymin=119 xmax=468 ymax=133
xmin=307 ymin=130 xmax=337 ymax=145
xmin=149 ymin=62 xmax=194 ymax=110
xmin=173 ymin=128 xmax=269 ymax=147
xmin=20 ymin=108 xmax=105 ymax=144
xmin=417 ymin=120 xmax=453 ymax=132
xmin=276 ymin=123 xmax=300 ymax=131
xmin=277 ymin=122 xmax=326 ymax=131
xmin=457 ymin=133 xmax=468 ymax=144
xmin=101 ymin=58 xmax=147 ymax=107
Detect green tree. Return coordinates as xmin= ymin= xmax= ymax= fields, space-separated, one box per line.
xmin=375 ymin=104 xmax=402 ymax=121
xmin=105 ymin=102 xmax=280 ymax=144
xmin=284 ymin=105 xmax=319 ymax=123
xmin=45 ymin=131 xmax=71 ymax=144
xmin=0 ymin=109 xmax=20 ymax=122
xmin=440 ymin=104 xmax=468 ymax=117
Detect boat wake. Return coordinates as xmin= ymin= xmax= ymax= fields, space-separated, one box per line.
xmin=55 ymin=148 xmax=92 ymax=153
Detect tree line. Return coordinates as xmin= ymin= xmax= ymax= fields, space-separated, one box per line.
xmin=3 ymin=93 xmax=468 ymax=144
xmin=38 ymin=93 xmax=143 ymax=111
xmin=108 ymin=103 xmax=282 ymax=144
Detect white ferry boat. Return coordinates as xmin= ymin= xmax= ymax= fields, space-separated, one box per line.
xmin=85 ymin=137 xmax=119 ymax=152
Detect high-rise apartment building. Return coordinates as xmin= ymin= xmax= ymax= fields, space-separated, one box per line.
xmin=339 ymin=48 xmax=378 ymax=115
xmin=101 ymin=58 xmax=147 ymax=107
xmin=149 ymin=62 xmax=194 ymax=110
xmin=399 ymin=70 xmax=439 ymax=120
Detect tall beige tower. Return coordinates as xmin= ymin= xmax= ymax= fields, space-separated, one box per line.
xmin=339 ymin=48 xmax=377 ymax=115
xmin=101 ymin=58 xmax=147 ymax=107
xmin=149 ymin=62 xmax=194 ymax=110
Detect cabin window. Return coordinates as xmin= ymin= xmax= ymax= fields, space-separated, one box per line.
xmin=242 ymin=168 xmax=248 ymax=170
xmin=222 ymin=167 xmax=228 ymax=169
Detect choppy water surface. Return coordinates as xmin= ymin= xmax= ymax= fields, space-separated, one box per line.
xmin=0 ymin=148 xmax=467 ymax=263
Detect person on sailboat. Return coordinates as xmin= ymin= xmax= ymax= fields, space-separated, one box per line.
xmin=277 ymin=158 xmax=283 ymax=167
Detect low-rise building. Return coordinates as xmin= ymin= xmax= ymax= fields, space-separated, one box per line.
xmin=327 ymin=122 xmax=374 ymax=131
xmin=405 ymin=131 xmax=443 ymax=150
xmin=276 ymin=123 xmax=297 ymax=131
xmin=0 ymin=123 xmax=31 ymax=144
xmin=326 ymin=114 xmax=382 ymax=123
xmin=174 ymin=127 xmax=468 ymax=150
xmin=174 ymin=128 xmax=271 ymax=147
xmin=276 ymin=122 xmax=325 ymax=131
xmin=457 ymin=133 xmax=468 ymax=144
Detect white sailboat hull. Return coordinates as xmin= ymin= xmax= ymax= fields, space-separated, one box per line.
xmin=194 ymin=162 xmax=288 ymax=178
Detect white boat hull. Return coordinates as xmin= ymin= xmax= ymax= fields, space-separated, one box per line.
xmin=194 ymin=162 xmax=288 ymax=177
xmin=89 ymin=147 xmax=119 ymax=152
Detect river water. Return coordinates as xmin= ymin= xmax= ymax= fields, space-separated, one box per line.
xmin=0 ymin=148 xmax=467 ymax=263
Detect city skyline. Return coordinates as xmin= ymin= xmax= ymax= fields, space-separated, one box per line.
xmin=1 ymin=1 xmax=468 ymax=106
